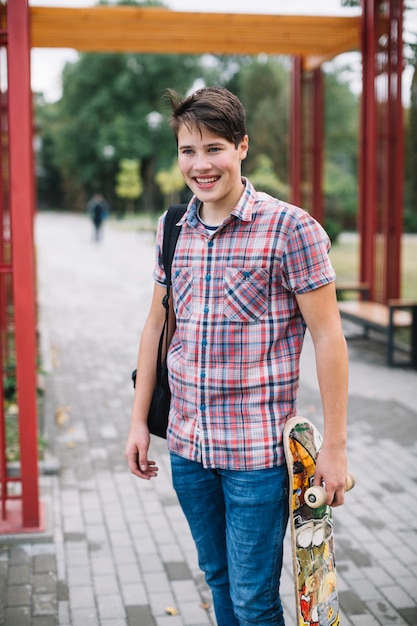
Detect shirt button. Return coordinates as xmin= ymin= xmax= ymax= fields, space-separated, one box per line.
xmin=208 ymin=240 xmax=214 ymax=248
xmin=202 ymin=339 xmax=207 ymax=347
xmin=201 ymin=371 xmax=206 ymax=379
xmin=200 ymin=404 xmax=206 ymax=412
xmin=243 ymin=271 xmax=250 ymax=279
xmin=205 ymin=274 xmax=211 ymax=282
xmin=204 ymin=306 xmax=209 ymax=314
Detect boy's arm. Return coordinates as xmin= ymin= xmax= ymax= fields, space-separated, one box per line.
xmin=296 ymin=282 xmax=349 ymax=507
xmin=125 ymin=283 xmax=168 ymax=480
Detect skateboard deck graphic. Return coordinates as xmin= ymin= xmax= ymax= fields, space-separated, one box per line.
xmin=283 ymin=416 xmax=354 ymax=626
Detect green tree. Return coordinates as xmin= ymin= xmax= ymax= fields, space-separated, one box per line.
xmin=41 ymin=47 xmax=204 ymax=211
xmin=35 ymin=33 xmax=360 ymax=228
xmin=155 ymin=159 xmax=185 ymax=206
xmin=405 ymin=50 xmax=417 ymax=232
xmin=115 ymin=159 xmax=143 ymax=213
xmin=248 ymin=155 xmax=289 ymax=200
xmin=229 ymin=56 xmax=359 ymax=234
xmin=323 ymin=66 xmax=359 ymax=233
xmin=324 ymin=69 xmax=358 ymax=176
xmin=35 ymin=36 xmax=245 ymax=212
xmin=34 ymin=96 xmax=65 ymax=209
xmin=235 ymin=57 xmax=290 ymax=183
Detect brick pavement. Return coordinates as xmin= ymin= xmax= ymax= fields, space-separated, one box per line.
xmin=0 ymin=212 xmax=416 ymax=626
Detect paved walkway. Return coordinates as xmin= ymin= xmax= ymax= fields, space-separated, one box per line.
xmin=1 ymin=212 xmax=416 ymax=626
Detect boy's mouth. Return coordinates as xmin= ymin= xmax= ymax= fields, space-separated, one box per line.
xmin=195 ymin=176 xmax=219 ymax=185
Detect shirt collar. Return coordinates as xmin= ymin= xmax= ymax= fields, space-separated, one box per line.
xmin=178 ymin=177 xmax=258 ymax=227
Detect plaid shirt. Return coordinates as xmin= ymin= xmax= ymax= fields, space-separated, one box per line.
xmin=153 ymin=179 xmax=335 ymax=470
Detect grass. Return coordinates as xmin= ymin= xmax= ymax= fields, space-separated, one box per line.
xmin=402 ymin=235 xmax=417 ymax=299
xmin=4 ymin=403 xmax=46 ymax=463
xmin=109 ymin=213 xmax=158 ymax=232
xmin=330 ymin=233 xmax=417 ymax=299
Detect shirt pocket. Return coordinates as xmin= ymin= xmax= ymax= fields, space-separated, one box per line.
xmin=172 ymin=268 xmax=193 ymax=320
xmin=224 ymin=268 xmax=270 ymax=322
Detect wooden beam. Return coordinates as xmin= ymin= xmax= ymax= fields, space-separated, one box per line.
xmin=26 ymin=6 xmax=360 ymax=59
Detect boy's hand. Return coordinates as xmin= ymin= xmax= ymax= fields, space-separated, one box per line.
xmin=125 ymin=425 xmax=159 ymax=480
xmin=313 ymin=442 xmax=347 ymax=507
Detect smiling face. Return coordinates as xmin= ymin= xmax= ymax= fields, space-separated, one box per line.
xmin=177 ymin=123 xmax=249 ymax=218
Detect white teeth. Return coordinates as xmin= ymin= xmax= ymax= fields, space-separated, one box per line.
xmin=196 ymin=177 xmax=217 ymax=184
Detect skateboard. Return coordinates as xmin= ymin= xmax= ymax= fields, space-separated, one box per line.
xmin=283 ymin=416 xmax=355 ymax=626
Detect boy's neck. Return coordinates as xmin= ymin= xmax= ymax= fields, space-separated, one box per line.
xmin=199 ymin=203 xmax=227 ymax=227
xmin=199 ymin=181 xmax=245 ymax=226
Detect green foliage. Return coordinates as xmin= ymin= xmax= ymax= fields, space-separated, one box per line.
xmin=3 ymin=355 xmax=17 ymax=401
xmin=41 ymin=48 xmax=205 ymax=211
xmin=3 ymin=344 xmax=46 ymax=462
xmin=236 ymin=57 xmax=290 ymax=183
xmin=5 ymin=412 xmax=20 ymax=463
xmin=248 ymin=155 xmax=289 ymax=200
xmin=115 ymin=159 xmax=143 ymax=206
xmin=405 ymin=61 xmax=417 ymax=232
xmin=324 ymin=69 xmax=359 ymax=175
xmin=155 ymin=159 xmax=185 ymax=204
xmin=35 ymin=35 xmax=364 ymax=232
xmin=324 ymin=160 xmax=358 ymax=231
xmin=323 ymin=67 xmax=359 ymax=234
xmin=35 ymin=97 xmax=66 ymax=209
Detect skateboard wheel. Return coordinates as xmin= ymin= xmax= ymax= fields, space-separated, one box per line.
xmin=346 ymin=473 xmax=356 ymax=491
xmin=305 ymin=486 xmax=327 ymax=508
xmin=305 ymin=473 xmax=356 ymax=508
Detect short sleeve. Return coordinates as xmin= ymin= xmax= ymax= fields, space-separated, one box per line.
xmin=282 ymin=213 xmax=336 ymax=294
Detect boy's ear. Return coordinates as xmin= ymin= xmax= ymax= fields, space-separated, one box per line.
xmin=239 ymin=135 xmax=249 ymax=160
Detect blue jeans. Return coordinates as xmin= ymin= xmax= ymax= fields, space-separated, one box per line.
xmin=170 ymin=453 xmax=289 ymax=626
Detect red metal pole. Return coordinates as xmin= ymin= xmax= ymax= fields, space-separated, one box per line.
xmin=385 ymin=0 xmax=403 ymax=299
xmin=0 ymin=333 xmax=6 ymax=519
xmin=291 ymin=57 xmax=302 ymax=207
xmin=8 ymin=0 xmax=40 ymax=528
xmin=359 ymin=0 xmax=377 ymax=301
xmin=0 ymin=66 xmax=7 ymax=520
xmin=312 ymin=67 xmax=324 ymax=225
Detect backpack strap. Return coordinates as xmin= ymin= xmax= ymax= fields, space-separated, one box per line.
xmin=152 ymin=203 xmax=187 ymax=386
xmin=162 ymin=203 xmax=187 ymax=294
xmin=131 ymin=204 xmax=187 ymax=390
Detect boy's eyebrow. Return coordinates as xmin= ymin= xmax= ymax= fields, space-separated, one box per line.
xmin=178 ymin=140 xmax=225 ymax=150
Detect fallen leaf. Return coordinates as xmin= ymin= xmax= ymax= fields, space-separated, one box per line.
xmin=55 ymin=407 xmax=70 ymax=425
xmin=165 ymin=606 xmax=178 ymax=615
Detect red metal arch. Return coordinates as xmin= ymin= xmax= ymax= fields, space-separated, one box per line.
xmin=359 ymin=0 xmax=404 ymax=302
xmin=1 ymin=0 xmax=406 ymax=532
xmin=292 ymin=0 xmax=404 ymax=302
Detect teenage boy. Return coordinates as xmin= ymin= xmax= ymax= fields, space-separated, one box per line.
xmin=125 ymin=87 xmax=349 ymax=626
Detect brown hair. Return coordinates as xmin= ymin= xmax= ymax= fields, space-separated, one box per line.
xmin=166 ymin=87 xmax=247 ymax=148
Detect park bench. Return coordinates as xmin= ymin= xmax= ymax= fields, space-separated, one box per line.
xmin=337 ymin=297 xmax=417 ymax=368
xmin=335 ymin=281 xmax=370 ymax=301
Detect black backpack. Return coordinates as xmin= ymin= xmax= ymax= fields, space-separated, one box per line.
xmin=131 ymin=203 xmax=187 ymax=398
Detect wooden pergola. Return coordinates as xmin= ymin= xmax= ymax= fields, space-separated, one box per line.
xmin=0 ymin=1 xmax=405 ymax=531
xmin=27 ymin=6 xmax=360 ymax=67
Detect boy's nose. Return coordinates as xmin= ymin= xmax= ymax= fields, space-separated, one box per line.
xmin=194 ymin=154 xmax=212 ymax=171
